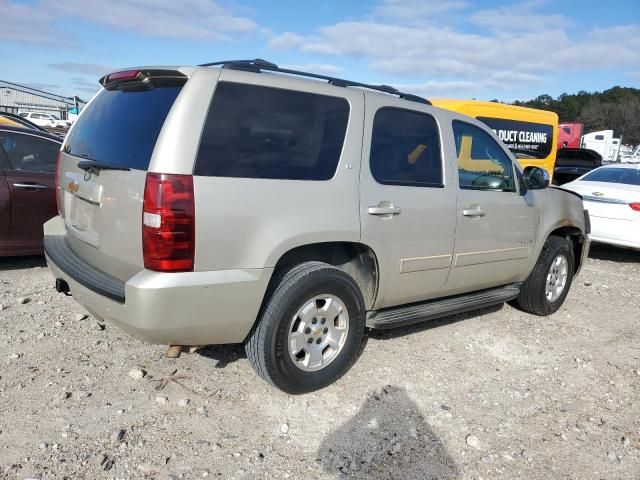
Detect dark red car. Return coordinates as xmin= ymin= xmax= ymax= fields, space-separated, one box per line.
xmin=0 ymin=125 xmax=62 ymax=256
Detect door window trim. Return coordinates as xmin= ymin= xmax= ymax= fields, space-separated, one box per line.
xmin=369 ymin=106 xmax=445 ymax=189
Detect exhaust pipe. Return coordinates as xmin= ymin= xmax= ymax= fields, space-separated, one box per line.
xmin=165 ymin=345 xmax=202 ymax=358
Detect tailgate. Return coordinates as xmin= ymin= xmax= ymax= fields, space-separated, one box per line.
xmin=59 ymin=156 xmax=147 ymax=280
xmin=57 ymin=73 xmax=186 ymax=281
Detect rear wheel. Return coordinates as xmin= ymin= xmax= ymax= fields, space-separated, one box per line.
xmin=513 ymin=236 xmax=574 ymax=315
xmin=245 ymin=262 xmax=365 ymax=394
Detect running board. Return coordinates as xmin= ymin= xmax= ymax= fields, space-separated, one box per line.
xmin=367 ymin=283 xmax=522 ymax=329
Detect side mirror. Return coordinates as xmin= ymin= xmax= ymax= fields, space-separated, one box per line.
xmin=523 ymin=166 xmax=550 ymax=190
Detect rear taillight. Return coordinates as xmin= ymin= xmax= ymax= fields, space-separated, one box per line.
xmin=630 ymin=202 xmax=640 ymax=212
xmin=142 ymin=173 xmax=195 ymax=272
xmin=55 ymin=151 xmax=62 ymax=216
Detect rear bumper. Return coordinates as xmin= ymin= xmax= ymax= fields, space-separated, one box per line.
xmin=43 ymin=227 xmax=273 ymax=345
xmin=589 ymin=216 xmax=640 ymax=251
xmin=589 ymin=235 xmax=640 ymax=250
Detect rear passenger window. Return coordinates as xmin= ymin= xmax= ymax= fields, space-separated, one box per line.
xmin=369 ymin=108 xmax=443 ymax=187
xmin=194 ymin=83 xmax=349 ymax=180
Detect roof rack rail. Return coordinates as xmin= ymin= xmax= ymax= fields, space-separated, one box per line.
xmin=198 ymin=59 xmax=431 ymax=105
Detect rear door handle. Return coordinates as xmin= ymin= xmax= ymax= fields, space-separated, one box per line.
xmin=462 ymin=206 xmax=486 ymax=217
xmin=12 ymin=183 xmax=48 ymax=190
xmin=368 ymin=204 xmax=401 ymax=216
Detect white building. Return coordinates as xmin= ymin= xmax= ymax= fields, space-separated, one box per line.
xmin=0 ymin=79 xmax=86 ymax=120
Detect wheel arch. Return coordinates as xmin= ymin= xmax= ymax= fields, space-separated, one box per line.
xmin=547 ymin=225 xmax=585 ymax=273
xmin=271 ymin=241 xmax=379 ymax=310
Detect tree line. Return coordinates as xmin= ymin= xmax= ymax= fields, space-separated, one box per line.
xmin=495 ymin=86 xmax=640 ymax=145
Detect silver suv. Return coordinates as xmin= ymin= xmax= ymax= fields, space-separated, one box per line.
xmin=45 ymin=59 xmax=590 ymax=393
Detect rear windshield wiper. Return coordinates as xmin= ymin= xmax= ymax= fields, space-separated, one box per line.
xmin=77 ymin=159 xmax=131 ymax=175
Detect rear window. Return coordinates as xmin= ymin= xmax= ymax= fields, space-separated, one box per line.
xmin=64 ymin=85 xmax=183 ymax=170
xmin=582 ymin=167 xmax=640 ymax=186
xmin=194 ymin=82 xmax=349 ymax=180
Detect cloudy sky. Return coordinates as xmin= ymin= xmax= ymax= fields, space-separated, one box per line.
xmin=1 ymin=0 xmax=639 ymax=102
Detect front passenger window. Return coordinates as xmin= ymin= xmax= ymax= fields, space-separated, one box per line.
xmin=453 ymin=121 xmax=515 ymax=192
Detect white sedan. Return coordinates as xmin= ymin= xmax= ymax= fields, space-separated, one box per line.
xmin=563 ymin=165 xmax=640 ymax=250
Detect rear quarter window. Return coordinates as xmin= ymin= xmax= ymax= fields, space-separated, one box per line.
xmin=64 ymin=85 xmax=183 ymax=170
xmin=194 ymin=82 xmax=350 ymax=181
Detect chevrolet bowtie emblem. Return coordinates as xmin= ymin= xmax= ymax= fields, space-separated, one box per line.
xmin=68 ymin=180 xmax=80 ymax=193
xmin=592 ymin=191 xmax=604 ymax=196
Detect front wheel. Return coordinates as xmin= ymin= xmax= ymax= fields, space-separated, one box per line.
xmin=513 ymin=236 xmax=575 ymax=315
xmin=245 ymin=262 xmax=365 ymax=394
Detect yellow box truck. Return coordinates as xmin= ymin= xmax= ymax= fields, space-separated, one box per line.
xmin=431 ymin=99 xmax=558 ymax=178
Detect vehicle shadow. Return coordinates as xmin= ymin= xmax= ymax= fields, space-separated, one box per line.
xmin=588 ymin=243 xmax=640 ymax=263
xmin=197 ymin=334 xmax=371 ymax=369
xmin=197 ymin=305 xmax=500 ymax=368
xmin=316 ymin=385 xmax=459 ymax=479
xmin=0 ymin=255 xmax=47 ymax=271
xmin=197 ymin=343 xmax=247 ymax=368
xmin=367 ymin=303 xmax=504 ymax=341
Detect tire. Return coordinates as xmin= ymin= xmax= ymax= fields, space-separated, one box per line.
xmin=513 ymin=236 xmax=575 ymax=316
xmin=245 ymin=261 xmax=366 ymax=394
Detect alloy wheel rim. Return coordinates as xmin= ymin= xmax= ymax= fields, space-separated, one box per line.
xmin=545 ymin=254 xmax=569 ymax=302
xmin=287 ymin=294 xmax=349 ymax=372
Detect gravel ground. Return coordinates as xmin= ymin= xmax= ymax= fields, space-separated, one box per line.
xmin=0 ymin=244 xmax=639 ymax=479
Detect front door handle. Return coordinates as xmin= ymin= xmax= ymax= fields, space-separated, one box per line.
xmin=462 ymin=206 xmax=486 ymax=217
xmin=368 ymin=204 xmax=401 ymax=216
xmin=12 ymin=183 xmax=48 ymax=190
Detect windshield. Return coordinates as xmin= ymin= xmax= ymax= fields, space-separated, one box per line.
xmin=582 ymin=167 xmax=640 ymax=186
xmin=64 ymin=85 xmax=183 ymax=170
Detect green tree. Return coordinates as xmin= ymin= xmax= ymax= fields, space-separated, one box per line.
xmin=510 ymin=86 xmax=640 ymax=144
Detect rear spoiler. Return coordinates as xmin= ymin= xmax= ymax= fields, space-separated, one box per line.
xmin=99 ymin=69 xmax=187 ymax=91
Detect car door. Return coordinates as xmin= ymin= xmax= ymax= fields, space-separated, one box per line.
xmin=360 ymin=99 xmax=457 ymax=309
xmin=445 ymin=120 xmax=537 ymax=293
xmin=0 ymin=130 xmax=60 ymax=249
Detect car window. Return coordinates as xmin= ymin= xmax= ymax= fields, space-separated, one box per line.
xmin=194 ymin=82 xmax=349 ymax=181
xmin=369 ymin=108 xmax=443 ymax=187
xmin=582 ymin=167 xmax=640 ymax=186
xmin=64 ymin=84 xmax=183 ymax=170
xmin=0 ymin=132 xmax=60 ymax=173
xmin=453 ymin=120 xmax=516 ymax=192
xmin=19 ymin=113 xmax=28 ymax=118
